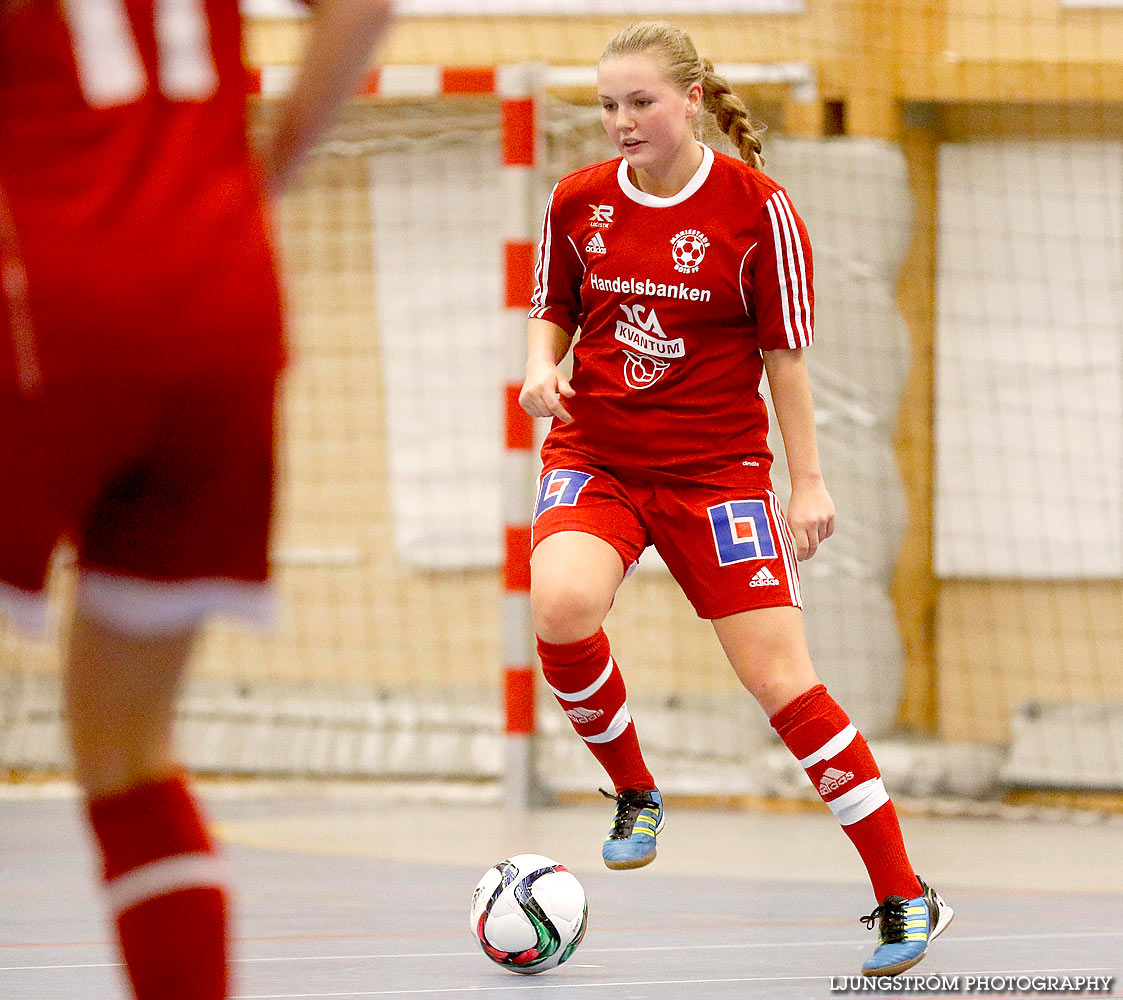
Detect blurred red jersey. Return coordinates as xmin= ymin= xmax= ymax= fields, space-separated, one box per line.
xmin=0 ymin=0 xmax=284 ymax=386
xmin=530 ymin=145 xmax=813 ymax=488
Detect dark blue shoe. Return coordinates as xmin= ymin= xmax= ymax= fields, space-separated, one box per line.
xmin=860 ymin=879 xmax=953 ymax=976
xmin=600 ymin=788 xmax=664 ymax=870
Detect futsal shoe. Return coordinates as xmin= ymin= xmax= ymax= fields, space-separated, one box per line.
xmin=599 ymin=788 xmax=664 ymax=870
xmin=860 ymin=879 xmax=953 ymax=976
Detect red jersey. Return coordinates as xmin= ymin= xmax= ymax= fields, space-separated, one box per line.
xmin=0 ymin=0 xmax=283 ymax=386
xmin=531 ymin=145 xmax=814 ymax=489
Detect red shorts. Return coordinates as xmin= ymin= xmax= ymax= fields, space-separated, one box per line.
xmin=0 ymin=374 xmax=278 ymax=634
xmin=531 ymin=462 xmax=802 ymax=620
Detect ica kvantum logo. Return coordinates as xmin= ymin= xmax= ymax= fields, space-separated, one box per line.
xmin=613 ymin=303 xmax=685 ymax=391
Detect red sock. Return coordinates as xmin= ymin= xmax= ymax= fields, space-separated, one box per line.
xmin=538 ymin=629 xmax=655 ymax=794
xmin=87 ymin=773 xmax=229 ymax=1000
xmin=770 ymin=685 xmax=922 ymax=903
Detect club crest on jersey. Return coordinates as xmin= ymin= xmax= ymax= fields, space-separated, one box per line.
xmin=613 ymin=303 xmax=684 ymax=391
xmin=534 ymin=469 xmax=593 ymax=520
xmin=588 ymin=204 xmax=614 ymax=228
xmin=671 ymin=229 xmax=710 ymax=274
xmin=708 ymin=499 xmax=778 ymax=566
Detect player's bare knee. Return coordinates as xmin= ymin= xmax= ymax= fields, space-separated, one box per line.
xmin=532 ymin=582 xmax=610 ymax=644
xmin=68 ymin=737 xmax=176 ymax=799
xmin=736 ymin=665 xmax=816 ymax=716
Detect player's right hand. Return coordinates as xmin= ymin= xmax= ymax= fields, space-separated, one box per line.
xmin=519 ymin=363 xmax=575 ymax=424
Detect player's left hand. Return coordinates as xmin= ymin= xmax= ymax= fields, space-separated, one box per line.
xmin=787 ymin=478 xmax=835 ymax=561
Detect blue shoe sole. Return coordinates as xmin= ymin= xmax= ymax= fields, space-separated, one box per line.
xmin=603 ymin=851 xmax=656 ymax=870
xmin=602 ymin=806 xmax=665 ymax=871
xmin=861 ymin=891 xmax=954 ymax=977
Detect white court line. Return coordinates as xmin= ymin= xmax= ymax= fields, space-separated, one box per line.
xmin=232 ymin=977 xmax=835 ymax=999
xmin=231 ymin=967 xmax=1121 ymax=999
xmin=2 ymin=931 xmax=1122 ymax=973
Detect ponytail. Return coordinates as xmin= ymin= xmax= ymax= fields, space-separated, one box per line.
xmin=701 ymin=59 xmax=765 ymax=170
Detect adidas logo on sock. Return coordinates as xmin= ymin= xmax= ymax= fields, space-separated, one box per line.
xmin=818 ymin=766 xmax=855 ymax=795
xmin=585 ymin=232 xmax=607 ymax=254
xmin=749 ymin=566 xmax=780 ymax=587
xmin=566 ymin=706 xmax=605 ymax=724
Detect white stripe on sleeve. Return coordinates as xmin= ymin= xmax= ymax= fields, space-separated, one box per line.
xmin=774 ymin=191 xmax=813 ymax=346
xmin=764 ymin=197 xmax=794 ymax=347
xmin=529 ymin=183 xmax=558 ymax=319
xmin=764 ymin=192 xmax=811 ymax=349
xmin=772 ymin=194 xmax=806 ymax=343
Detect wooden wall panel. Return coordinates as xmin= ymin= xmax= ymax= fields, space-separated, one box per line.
xmin=248 ymin=11 xmax=854 ymax=73
xmin=944 ymin=0 xmax=1123 ymax=63
xmin=893 ymin=120 xmax=940 ymax=732
xmin=937 ymin=582 xmax=1123 ymax=743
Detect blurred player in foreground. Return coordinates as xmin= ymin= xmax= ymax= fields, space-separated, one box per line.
xmin=520 ymin=20 xmax=952 ymax=978
xmin=0 ymin=0 xmax=392 ymax=996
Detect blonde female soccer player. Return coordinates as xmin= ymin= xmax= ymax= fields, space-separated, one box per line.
xmin=519 ymin=20 xmax=952 ymax=978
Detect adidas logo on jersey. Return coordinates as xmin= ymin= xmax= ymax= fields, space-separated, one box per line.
xmin=565 ymin=706 xmax=604 ymax=724
xmin=585 ymin=232 xmax=607 ymax=254
xmin=818 ymin=766 xmax=855 ymax=795
xmin=749 ymin=566 xmax=780 ymax=587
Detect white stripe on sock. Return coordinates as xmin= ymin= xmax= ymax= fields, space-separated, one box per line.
xmin=547 ymin=656 xmax=615 ymax=702
xmin=798 ymin=723 xmax=858 ymax=768
xmin=105 ymin=852 xmax=226 ymax=916
xmin=826 ymin=777 xmax=889 ymax=826
xmin=582 ymin=702 xmax=631 ymax=744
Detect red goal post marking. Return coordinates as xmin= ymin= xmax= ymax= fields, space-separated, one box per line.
xmin=497 ymin=67 xmax=540 ymax=808
xmin=251 ymin=64 xmax=504 ymax=98
xmin=252 ymin=61 xmax=545 ymax=803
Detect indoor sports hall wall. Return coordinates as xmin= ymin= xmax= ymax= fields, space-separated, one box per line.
xmin=2 ymin=1 xmax=1121 ymax=796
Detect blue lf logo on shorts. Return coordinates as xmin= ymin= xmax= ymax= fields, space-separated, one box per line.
xmin=535 ymin=469 xmax=593 ymax=520
xmin=708 ymin=499 xmax=777 ymax=566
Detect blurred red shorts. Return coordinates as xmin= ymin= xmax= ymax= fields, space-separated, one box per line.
xmin=0 ymin=373 xmax=278 ymax=634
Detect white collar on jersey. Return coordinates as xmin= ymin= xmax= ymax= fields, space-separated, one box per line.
xmin=616 ymin=142 xmax=714 ymax=207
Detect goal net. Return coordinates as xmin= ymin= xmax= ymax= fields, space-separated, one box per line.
xmin=2 ymin=9 xmax=1121 ymax=807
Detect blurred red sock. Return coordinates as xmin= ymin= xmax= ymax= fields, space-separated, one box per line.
xmin=88 ymin=773 xmax=229 ymax=999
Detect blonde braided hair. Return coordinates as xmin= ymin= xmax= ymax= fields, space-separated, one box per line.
xmin=601 ymin=21 xmax=765 ymax=170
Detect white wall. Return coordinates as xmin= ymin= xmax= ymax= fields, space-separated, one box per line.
xmin=935 ymin=140 xmax=1123 ymax=578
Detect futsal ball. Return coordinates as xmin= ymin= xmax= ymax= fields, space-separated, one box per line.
xmin=469 ymin=854 xmax=588 ymax=975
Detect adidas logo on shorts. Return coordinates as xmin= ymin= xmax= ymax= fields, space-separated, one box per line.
xmin=585 ymin=232 xmax=607 ymax=254
xmin=566 ymin=706 xmax=604 ymax=724
xmin=818 ymin=766 xmax=855 ymax=795
xmin=749 ymin=566 xmax=780 ymax=587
